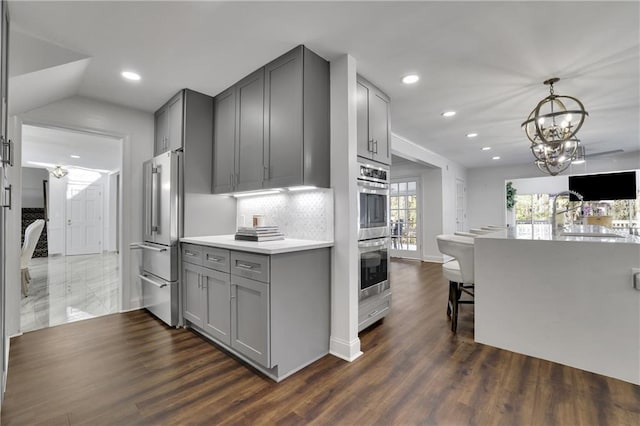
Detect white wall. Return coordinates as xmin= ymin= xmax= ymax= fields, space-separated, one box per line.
xmin=16 ymin=95 xmax=154 ymax=313
xmin=21 ymin=167 xmax=47 ymax=208
xmin=467 ymin=151 xmax=640 ymax=228
xmin=390 ymin=161 xmax=444 ymax=262
xmin=5 ymin=119 xmax=22 ymax=337
xmin=106 ymin=172 xmax=119 ymax=252
xmin=391 ymin=134 xmax=467 ymax=263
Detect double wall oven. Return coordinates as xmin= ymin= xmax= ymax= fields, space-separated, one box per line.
xmin=357 ymin=161 xmax=391 ymax=331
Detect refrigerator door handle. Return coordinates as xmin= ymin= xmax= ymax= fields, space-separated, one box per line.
xmin=130 ymin=243 xmax=167 ymax=252
xmin=138 ymin=274 xmax=168 ymax=288
xmin=151 ymin=165 xmax=160 ymax=232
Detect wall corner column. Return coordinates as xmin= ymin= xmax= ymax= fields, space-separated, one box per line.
xmin=329 ymin=54 xmax=362 ymax=361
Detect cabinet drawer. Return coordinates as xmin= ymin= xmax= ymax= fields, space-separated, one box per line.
xmin=230 ymin=251 xmax=270 ymax=283
xmin=203 ymin=247 xmax=230 ymax=273
xmin=359 ymin=292 xmax=391 ymax=330
xmin=182 ymin=244 xmax=204 ymax=265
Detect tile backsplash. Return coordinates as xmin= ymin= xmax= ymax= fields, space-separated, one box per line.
xmin=236 ymin=189 xmax=334 ymax=241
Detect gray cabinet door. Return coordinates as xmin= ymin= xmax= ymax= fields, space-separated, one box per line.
xmin=167 ymin=92 xmax=184 ymax=152
xmin=356 ymin=79 xmax=372 ymax=159
xmin=183 ymin=262 xmax=203 ymax=327
xmin=212 ymin=87 xmax=237 ymax=194
xmin=202 ymin=268 xmax=231 ymax=345
xmin=230 ymin=275 xmax=270 ymax=367
xmin=154 ymin=106 xmax=168 ymax=156
xmin=370 ymin=88 xmax=391 ymax=165
xmin=263 ymin=46 xmax=303 ymax=189
xmin=235 ymin=68 xmax=265 ymax=192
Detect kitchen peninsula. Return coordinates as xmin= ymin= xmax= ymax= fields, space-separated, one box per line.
xmin=179 ymin=235 xmax=333 ymax=381
xmin=475 ymin=226 xmax=640 ymax=385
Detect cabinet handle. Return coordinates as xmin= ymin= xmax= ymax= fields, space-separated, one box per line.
xmin=368 ymin=138 xmax=373 ymax=153
xmin=1 ymin=184 xmax=11 ymax=210
xmin=373 ymin=140 xmax=378 ymax=154
xmin=184 ymin=251 xmax=197 ymax=257
xmin=263 ymin=165 xmax=269 ymax=181
xmin=236 ymin=262 xmax=255 ymax=270
xmin=368 ymin=309 xmax=380 ymax=318
xmin=1 ymin=136 xmax=13 ymax=166
xmin=229 ymin=173 xmax=233 ymax=187
xmin=206 ymin=255 xmax=223 ymax=262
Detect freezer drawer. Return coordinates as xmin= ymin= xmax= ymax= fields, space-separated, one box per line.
xmin=141 ymin=242 xmax=178 ymax=282
xmin=140 ymin=273 xmax=179 ymax=327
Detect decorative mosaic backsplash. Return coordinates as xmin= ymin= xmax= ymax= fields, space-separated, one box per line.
xmin=236 ymin=189 xmax=334 ymax=241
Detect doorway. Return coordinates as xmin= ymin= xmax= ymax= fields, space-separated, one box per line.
xmin=19 ymin=124 xmax=122 ymax=333
xmin=390 ymin=178 xmax=421 ymax=259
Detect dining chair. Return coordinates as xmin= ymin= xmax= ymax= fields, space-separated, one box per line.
xmin=436 ymin=234 xmax=475 ymax=332
xmin=20 ymin=219 xmax=45 ymax=297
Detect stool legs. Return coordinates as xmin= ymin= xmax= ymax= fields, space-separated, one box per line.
xmin=447 ymin=281 xmax=460 ymax=333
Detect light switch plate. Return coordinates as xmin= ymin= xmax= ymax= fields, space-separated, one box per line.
xmin=632 ymin=268 xmax=640 ymax=290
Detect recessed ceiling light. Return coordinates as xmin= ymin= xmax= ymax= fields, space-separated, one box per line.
xmin=492 ymin=156 xmax=501 ymax=160
xmin=121 ymin=71 xmax=141 ymax=81
xmin=402 ymin=74 xmax=420 ymax=84
xmin=481 ymin=147 xmax=491 ymax=151
xmin=70 ymin=154 xmax=80 ymax=159
xmin=441 ymin=111 xmax=456 ymax=117
xmin=466 ymin=133 xmax=478 ymax=138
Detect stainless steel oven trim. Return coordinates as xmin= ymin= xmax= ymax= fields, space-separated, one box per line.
xmin=357 ymin=161 xmax=390 ymax=185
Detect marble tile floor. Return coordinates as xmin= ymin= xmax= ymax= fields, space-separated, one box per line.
xmin=20 ymin=252 xmax=120 ymax=333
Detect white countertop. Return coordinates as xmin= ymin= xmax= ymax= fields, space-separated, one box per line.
xmin=180 ymin=234 xmax=334 ymax=255
xmin=479 ymin=224 xmax=640 ymax=244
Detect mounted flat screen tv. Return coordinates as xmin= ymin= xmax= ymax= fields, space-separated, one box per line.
xmin=569 ymin=171 xmax=637 ymax=201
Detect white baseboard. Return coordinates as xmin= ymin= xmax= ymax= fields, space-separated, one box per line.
xmin=329 ymin=336 xmax=363 ymax=362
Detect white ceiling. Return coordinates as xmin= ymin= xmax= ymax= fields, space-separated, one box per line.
xmin=8 ymin=1 xmax=639 ymax=169
xmin=21 ymin=125 xmax=121 ymax=172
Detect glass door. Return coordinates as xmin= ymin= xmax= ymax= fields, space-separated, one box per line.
xmin=390 ymin=178 xmax=420 ymax=259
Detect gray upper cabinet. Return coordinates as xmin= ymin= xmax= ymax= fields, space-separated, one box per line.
xmin=356 ymin=75 xmax=391 ymax=165
xmin=154 ymin=91 xmax=182 ymax=155
xmin=235 ymin=69 xmax=265 ymax=192
xmin=167 ymin=94 xmax=184 ymax=153
xmin=263 ymin=45 xmax=330 ymax=190
xmin=212 ymin=87 xmax=236 ymax=194
xmin=154 ymin=89 xmax=214 ymax=194
xmin=154 ymin=106 xmax=169 ymax=156
xmin=212 ymin=45 xmax=329 ymax=194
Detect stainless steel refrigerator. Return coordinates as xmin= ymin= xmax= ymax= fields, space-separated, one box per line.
xmin=133 ymin=151 xmax=181 ymax=326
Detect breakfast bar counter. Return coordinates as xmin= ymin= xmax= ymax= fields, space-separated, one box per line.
xmin=474 ymin=226 xmax=640 ymax=385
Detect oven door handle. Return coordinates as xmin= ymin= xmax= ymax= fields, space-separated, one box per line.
xmin=357 ymin=180 xmax=389 ymax=191
xmin=358 ymin=238 xmax=389 ymax=249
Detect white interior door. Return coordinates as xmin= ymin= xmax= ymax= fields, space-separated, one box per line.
xmin=66 ymin=183 xmax=102 ymax=256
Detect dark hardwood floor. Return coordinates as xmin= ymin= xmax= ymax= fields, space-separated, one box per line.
xmin=2 ymin=259 xmax=639 ymax=425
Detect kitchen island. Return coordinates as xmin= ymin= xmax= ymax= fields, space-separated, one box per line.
xmin=475 ymin=226 xmax=640 ymax=385
xmin=179 ymin=235 xmax=334 ymax=381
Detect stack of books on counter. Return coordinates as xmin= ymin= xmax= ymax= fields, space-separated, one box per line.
xmin=235 ymin=226 xmax=285 ymax=242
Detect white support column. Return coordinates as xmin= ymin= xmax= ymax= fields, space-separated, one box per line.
xmin=329 ymin=54 xmax=362 ymax=361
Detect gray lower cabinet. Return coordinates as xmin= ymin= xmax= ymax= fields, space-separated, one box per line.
xmin=181 ymin=243 xmax=330 ymax=381
xmin=357 ymin=75 xmax=391 ymax=165
xmin=230 ymin=274 xmax=269 ymax=367
xmin=182 ymin=262 xmax=231 ymax=345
